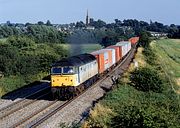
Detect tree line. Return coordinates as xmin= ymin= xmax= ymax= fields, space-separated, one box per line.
xmin=0 ymin=24 xmax=66 ymax=44
xmin=0 ymin=36 xmax=68 ymax=77
xmin=75 ymin=19 xmax=180 ymax=38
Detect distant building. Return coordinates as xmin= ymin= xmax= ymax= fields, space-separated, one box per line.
xmin=85 ymin=10 xmax=95 ymax=30
xmin=85 ymin=26 xmax=95 ymax=30
xmin=148 ymin=31 xmax=168 ymax=37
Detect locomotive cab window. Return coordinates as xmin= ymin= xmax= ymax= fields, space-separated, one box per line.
xmin=63 ymin=67 xmax=74 ymax=74
xmin=51 ymin=67 xmax=62 ymax=74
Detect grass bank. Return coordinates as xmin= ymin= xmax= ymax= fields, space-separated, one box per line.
xmin=152 ymin=39 xmax=180 ymax=94
xmin=83 ymin=39 xmax=180 ymax=128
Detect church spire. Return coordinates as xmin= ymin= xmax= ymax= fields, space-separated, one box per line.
xmin=86 ymin=9 xmax=89 ymax=26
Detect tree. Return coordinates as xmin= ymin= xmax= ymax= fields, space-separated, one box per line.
xmin=94 ymin=19 xmax=106 ymax=28
xmin=89 ymin=18 xmax=94 ymax=24
xmin=46 ymin=20 xmax=52 ymax=26
xmin=37 ymin=21 xmax=44 ymax=25
xmin=26 ymin=25 xmax=65 ymax=43
xmin=7 ymin=36 xmax=36 ymax=49
xmin=130 ymin=67 xmax=164 ymax=93
xmin=139 ymin=30 xmax=151 ymax=48
xmin=0 ymin=44 xmax=19 ymax=75
xmin=114 ymin=19 xmax=122 ymax=25
xmin=75 ymin=21 xmax=85 ymax=28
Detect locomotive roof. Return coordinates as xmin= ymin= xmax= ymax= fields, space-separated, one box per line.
xmin=52 ymin=53 xmax=96 ymax=67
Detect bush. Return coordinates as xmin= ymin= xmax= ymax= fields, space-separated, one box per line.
xmin=143 ymin=47 xmax=157 ymax=65
xmin=139 ymin=31 xmax=151 ymax=48
xmin=111 ymin=105 xmax=144 ymax=128
xmin=130 ymin=67 xmax=164 ymax=93
xmin=110 ymin=103 xmax=180 ymax=128
xmin=7 ymin=36 xmax=36 ymax=50
xmin=0 ymin=44 xmax=19 ymax=76
xmin=85 ymin=104 xmax=114 ymax=128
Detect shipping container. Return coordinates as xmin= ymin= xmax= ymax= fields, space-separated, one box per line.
xmin=106 ymin=45 xmax=122 ymax=63
xmin=115 ymin=41 xmax=131 ymax=57
xmin=91 ymin=49 xmax=113 ymax=74
xmin=129 ymin=37 xmax=139 ymax=45
xmin=103 ymin=48 xmax=116 ymax=65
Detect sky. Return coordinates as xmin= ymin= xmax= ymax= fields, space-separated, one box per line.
xmin=0 ymin=0 xmax=179 ymax=25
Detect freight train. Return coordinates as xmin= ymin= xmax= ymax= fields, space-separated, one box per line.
xmin=50 ymin=37 xmax=139 ymax=99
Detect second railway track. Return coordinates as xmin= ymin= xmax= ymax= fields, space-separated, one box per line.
xmin=21 ymin=45 xmax=137 ymax=127
xmin=0 ymin=45 xmax=137 ymax=128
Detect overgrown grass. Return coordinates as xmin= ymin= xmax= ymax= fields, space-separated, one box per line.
xmin=84 ymin=39 xmax=180 ymax=128
xmin=0 ymin=76 xmax=25 ymax=96
xmin=0 ymin=72 xmax=48 ymax=97
xmin=0 ymin=38 xmax=7 ymax=42
xmin=85 ymin=83 xmax=180 ymax=127
xmin=152 ymin=39 xmax=180 ymax=93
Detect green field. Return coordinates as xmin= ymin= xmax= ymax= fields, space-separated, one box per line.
xmin=152 ymin=39 xmax=180 ymax=93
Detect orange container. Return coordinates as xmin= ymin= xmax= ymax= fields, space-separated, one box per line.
xmin=106 ymin=45 xmax=122 ymax=62
xmin=93 ymin=53 xmax=104 ymax=74
xmin=91 ymin=49 xmax=113 ymax=74
xmin=129 ymin=37 xmax=139 ymax=44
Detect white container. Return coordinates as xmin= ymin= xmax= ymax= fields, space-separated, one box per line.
xmin=105 ymin=48 xmax=116 ymax=65
xmin=116 ymin=41 xmax=131 ymax=57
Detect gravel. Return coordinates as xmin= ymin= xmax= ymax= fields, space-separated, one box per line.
xmin=0 ymin=47 xmax=136 ymax=128
xmin=0 ymin=99 xmax=14 ymax=110
xmin=0 ymin=99 xmax=55 ymax=128
xmin=38 ymin=48 xmax=136 ymax=128
xmin=0 ymin=82 xmax=50 ymax=114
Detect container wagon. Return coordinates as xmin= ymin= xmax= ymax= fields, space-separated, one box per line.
xmin=91 ymin=49 xmax=115 ymax=74
xmin=106 ymin=45 xmax=122 ymax=62
xmin=115 ymin=41 xmax=131 ymax=58
xmin=129 ymin=37 xmax=139 ymax=45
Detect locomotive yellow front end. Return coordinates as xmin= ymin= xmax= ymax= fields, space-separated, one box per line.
xmin=51 ymin=67 xmax=79 ymax=87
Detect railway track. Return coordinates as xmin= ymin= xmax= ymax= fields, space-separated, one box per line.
xmin=0 ymin=86 xmax=50 ymax=119
xmin=9 ymin=100 xmax=60 ymax=128
xmin=0 ymin=92 xmax=50 ymax=120
xmin=0 ymin=45 xmax=137 ymax=128
xmin=13 ymin=45 xmax=137 ymax=127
